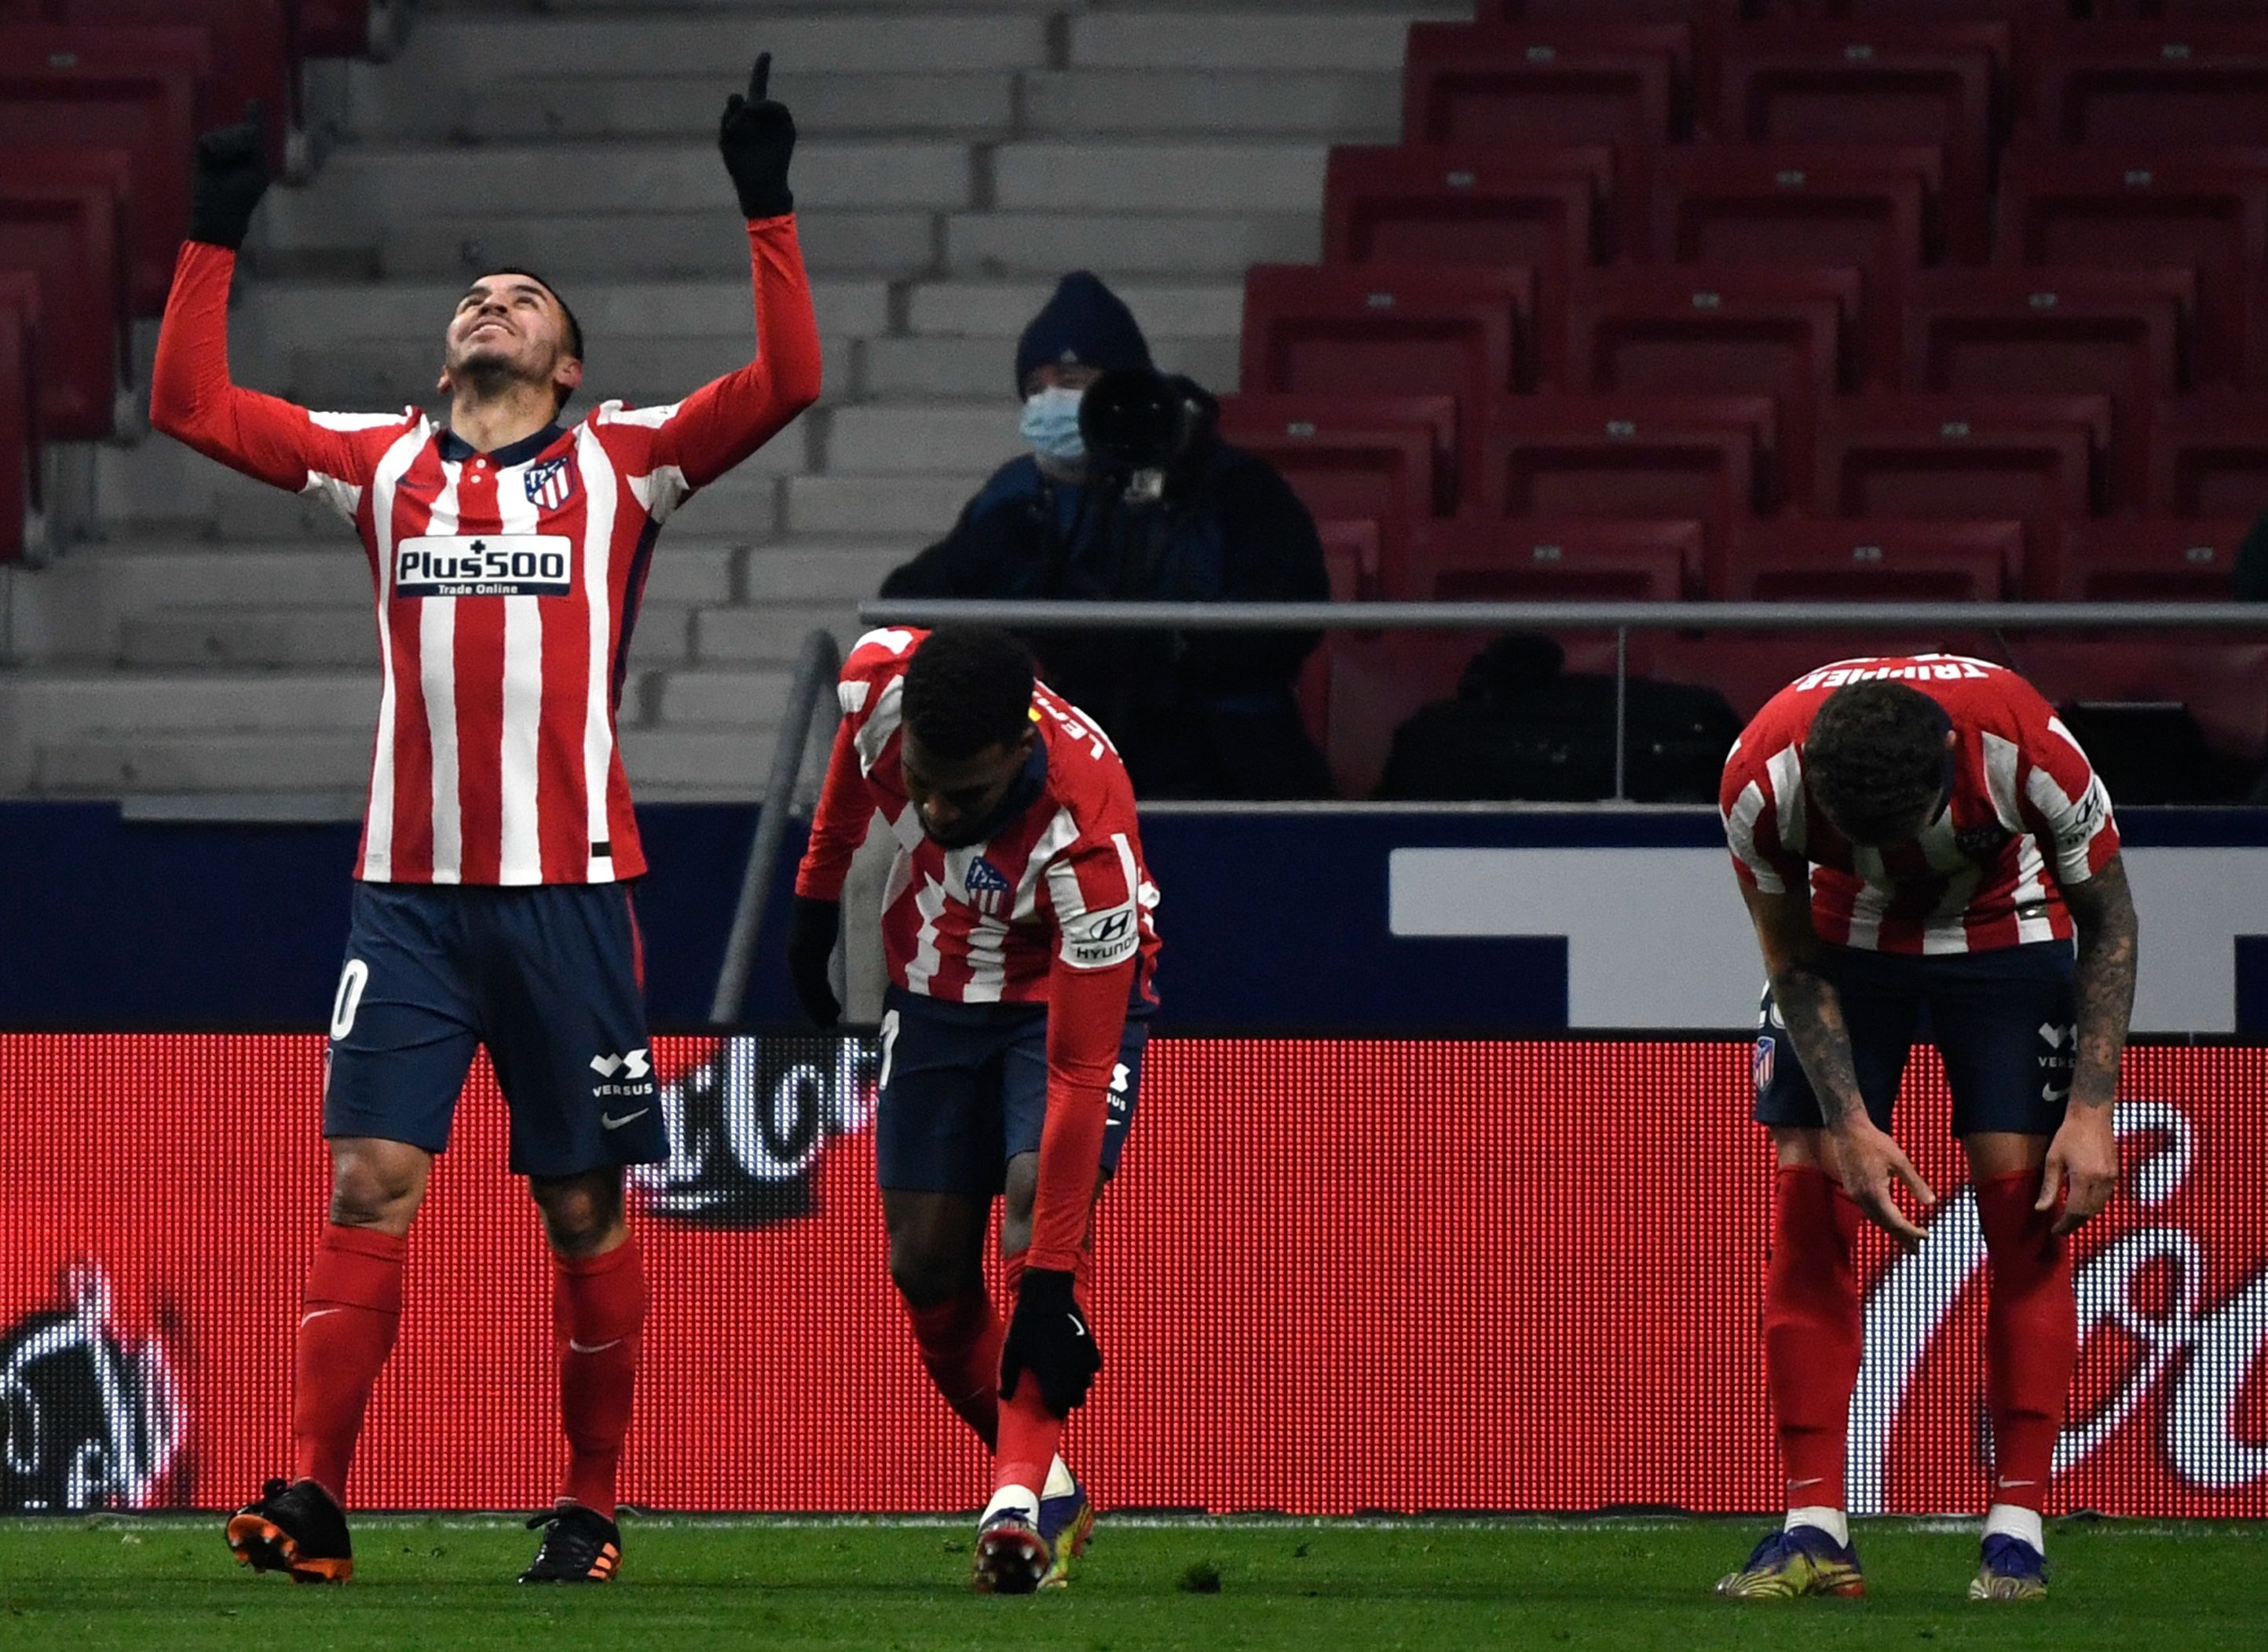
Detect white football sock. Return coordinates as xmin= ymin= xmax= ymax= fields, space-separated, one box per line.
xmin=1786 ymin=1506 xmax=1849 ymax=1548
xmin=1043 ymin=1455 xmax=1077 ymax=1500
xmin=982 ymin=1483 xmax=1040 ymax=1526
xmin=1985 ymin=1504 xmax=2045 ymax=1554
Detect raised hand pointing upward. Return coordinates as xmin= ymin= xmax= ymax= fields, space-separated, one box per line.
xmin=719 ymin=50 xmax=797 ymax=221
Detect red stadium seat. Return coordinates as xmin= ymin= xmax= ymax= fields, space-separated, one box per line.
xmin=2056 ymin=517 xmax=2248 ymax=601
xmin=1566 ymin=266 xmax=1856 ymax=489
xmin=1996 ymin=148 xmax=2268 ymax=389
xmin=0 ymin=178 xmax=127 ymax=439
xmin=1324 ymin=145 xmax=1608 ymax=369
xmin=1215 ymin=393 xmax=1453 ymax=594
xmin=1901 ymin=268 xmax=2194 ymax=506
xmin=1651 ymin=145 xmax=1938 ymax=380
xmin=2009 ymin=638 xmax=2268 ymax=762
xmin=0 ymin=144 xmax=155 ymax=311
xmin=1485 ymin=1 xmax=1742 ymax=21
xmin=1713 ymin=23 xmax=2003 ymax=260
xmin=1812 ymin=394 xmax=2106 ymax=593
xmin=1724 ymin=518 xmax=2024 ymax=601
xmin=2147 ymin=393 xmax=2268 ymax=517
xmin=1402 ymin=23 xmax=1684 ymax=250
xmin=1315 ymin=630 xmax=1491 ymax=799
xmin=0 ymin=25 xmax=203 ymax=305
xmin=1482 ymin=394 xmax=1772 ymax=592
xmin=47 ymin=2 xmax=293 ymax=160
xmin=2035 ymin=23 xmax=2268 ymax=146
xmin=1240 ymin=265 xmax=1531 ymax=489
xmin=1310 ymin=519 xmax=1379 ymax=603
xmin=1396 ymin=516 xmax=1703 ymax=601
xmin=0 ymin=271 xmax=39 ymax=563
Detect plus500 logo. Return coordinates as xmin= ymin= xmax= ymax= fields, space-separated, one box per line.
xmin=395 ymin=534 xmax=572 ymax=596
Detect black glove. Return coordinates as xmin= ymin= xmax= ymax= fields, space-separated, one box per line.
xmin=785 ymin=896 xmax=841 ymax=1029
xmin=718 ymin=51 xmax=796 ymax=219
xmin=999 ymin=1267 xmax=1100 ymax=1418
xmin=190 ymin=101 xmax=270 ymax=250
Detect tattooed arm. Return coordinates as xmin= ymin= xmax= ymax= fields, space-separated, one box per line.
xmin=1739 ymin=879 xmax=1937 ymax=1251
xmin=2039 ymin=853 xmax=2138 ymax=1234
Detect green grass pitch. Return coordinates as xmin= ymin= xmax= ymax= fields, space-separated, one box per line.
xmin=1 ymin=1514 xmax=2260 ymax=1650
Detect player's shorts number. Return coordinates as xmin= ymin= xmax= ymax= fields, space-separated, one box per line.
xmin=329 ymin=958 xmax=370 ymax=1040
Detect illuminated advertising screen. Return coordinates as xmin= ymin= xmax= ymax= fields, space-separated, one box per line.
xmin=2 ymin=1034 xmax=2261 ymax=1515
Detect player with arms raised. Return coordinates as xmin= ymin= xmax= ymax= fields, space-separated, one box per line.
xmin=148 ymin=58 xmax=818 ymax=1584
xmin=788 ymin=626 xmax=1160 ymax=1593
xmin=1716 ymin=657 xmax=2137 ymax=1603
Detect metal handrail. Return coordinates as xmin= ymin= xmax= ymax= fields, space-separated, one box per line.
xmin=709 ymin=627 xmax=843 ymax=1025
xmin=861 ymin=599 xmax=2268 ymax=630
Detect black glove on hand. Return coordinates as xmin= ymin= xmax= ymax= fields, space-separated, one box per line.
xmin=785 ymin=896 xmax=841 ymax=1029
xmin=999 ymin=1266 xmax=1100 ymax=1418
xmin=190 ymin=101 xmax=270 ymax=250
xmin=719 ymin=51 xmax=796 ymax=219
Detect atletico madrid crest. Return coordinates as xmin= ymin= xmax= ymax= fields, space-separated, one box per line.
xmin=964 ymin=857 xmax=1011 ymax=916
xmin=525 ymin=456 xmax=576 ymax=511
xmin=1752 ymin=1035 xmax=1776 ymax=1093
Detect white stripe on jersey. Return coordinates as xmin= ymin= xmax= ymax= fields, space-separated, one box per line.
xmin=1915 ymin=806 xmax=1978 ymax=956
xmin=359 ymin=425 xmax=429 ymax=881
xmin=1012 ymin=809 xmax=1082 ymax=922
xmin=1725 ymin=778 xmax=1780 ymax=892
xmin=603 ymin=400 xmax=693 ymax=525
xmin=2014 ymin=833 xmax=2057 ymax=944
xmin=1765 ymin=744 xmax=1807 ymax=858
xmin=856 ymin=674 xmax=906 ymax=775
xmin=496 ymin=462 xmax=546 ymax=884
xmin=305 ymin=410 xmax=410 ymax=524
xmin=576 ymin=426 xmax=616 ymax=882
xmin=422 ymin=462 xmax=465 ymax=883
xmin=906 ymin=873 xmax=949 ymax=995
xmin=944 ymin=840 xmax=1011 ymax=1003
xmin=1844 ymin=845 xmax=1889 ymax=950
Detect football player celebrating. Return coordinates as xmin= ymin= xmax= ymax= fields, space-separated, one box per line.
xmin=788 ymin=626 xmax=1160 ymax=1592
xmin=149 ymin=58 xmax=819 ymax=1583
xmin=1716 ymin=657 xmax=2137 ymax=1603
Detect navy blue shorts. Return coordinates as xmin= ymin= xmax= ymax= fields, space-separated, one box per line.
xmin=322 ymin=882 xmax=666 ymax=1177
xmin=1753 ymin=941 xmax=2077 ymax=1138
xmin=873 ymin=985 xmax=1148 ymax=1197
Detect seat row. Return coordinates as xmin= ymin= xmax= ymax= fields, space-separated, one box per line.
xmin=1403 ymin=15 xmax=2268 ymax=264
xmin=0 ymin=7 xmax=390 ymax=558
xmin=1221 ymin=387 xmax=2268 ymax=598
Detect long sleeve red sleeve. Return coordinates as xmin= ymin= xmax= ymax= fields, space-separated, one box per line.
xmin=794 ymin=715 xmax=876 ymax=902
xmin=148 ymin=242 xmax=375 ymax=492
xmin=1027 ymin=958 xmax=1133 ymax=1274
xmin=651 ymin=214 xmax=823 ymax=488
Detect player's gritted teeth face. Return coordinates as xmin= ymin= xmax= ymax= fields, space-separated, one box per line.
xmin=901 ymin=729 xmax=1033 ymax=849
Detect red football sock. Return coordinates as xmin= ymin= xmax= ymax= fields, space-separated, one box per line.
xmin=993 ymin=1249 xmax=1061 ymax=1500
xmin=1974 ymin=1169 xmax=2075 ymax=1512
xmin=1763 ymin=1165 xmax=1864 ymax=1509
xmin=554 ymin=1236 xmax=648 ymax=1519
xmin=291 ymin=1223 xmax=406 ymax=1504
xmin=905 ymin=1288 xmax=1002 ymax=1450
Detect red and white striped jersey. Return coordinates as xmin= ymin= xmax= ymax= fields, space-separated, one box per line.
xmin=796 ymin=627 xmax=1163 ymax=1006
xmin=1721 ymin=656 xmax=2120 ymax=954
xmin=149 ymin=224 xmax=821 ymax=884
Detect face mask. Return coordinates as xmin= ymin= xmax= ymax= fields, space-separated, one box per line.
xmin=1020 ymin=386 xmax=1086 ymax=466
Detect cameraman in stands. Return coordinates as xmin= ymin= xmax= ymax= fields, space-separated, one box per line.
xmin=880 ymin=272 xmax=1333 ymax=799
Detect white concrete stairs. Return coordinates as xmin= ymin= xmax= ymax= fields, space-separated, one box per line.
xmin=0 ymin=0 xmax=1455 ymax=802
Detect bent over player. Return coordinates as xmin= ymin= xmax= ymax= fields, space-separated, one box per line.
xmin=148 ymin=59 xmax=818 ymax=1583
xmin=788 ymin=627 xmax=1160 ymax=1593
xmin=1716 ymin=657 xmax=2137 ymax=1603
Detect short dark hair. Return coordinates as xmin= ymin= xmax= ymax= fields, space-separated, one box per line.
xmin=902 ymin=627 xmax=1035 ymax=761
xmin=485 ymin=267 xmax=583 ymax=414
xmin=1805 ymin=678 xmax=1951 ymax=844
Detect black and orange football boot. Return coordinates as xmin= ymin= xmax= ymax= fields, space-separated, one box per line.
xmin=519 ymin=1502 xmax=623 ymax=1583
xmin=226 ymin=1477 xmax=354 ymax=1584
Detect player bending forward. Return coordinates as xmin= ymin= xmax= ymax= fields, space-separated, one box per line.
xmin=788 ymin=627 xmax=1160 ymax=1592
xmin=149 ymin=59 xmax=818 ymax=1582
xmin=1717 ymin=657 xmax=2136 ymax=1603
